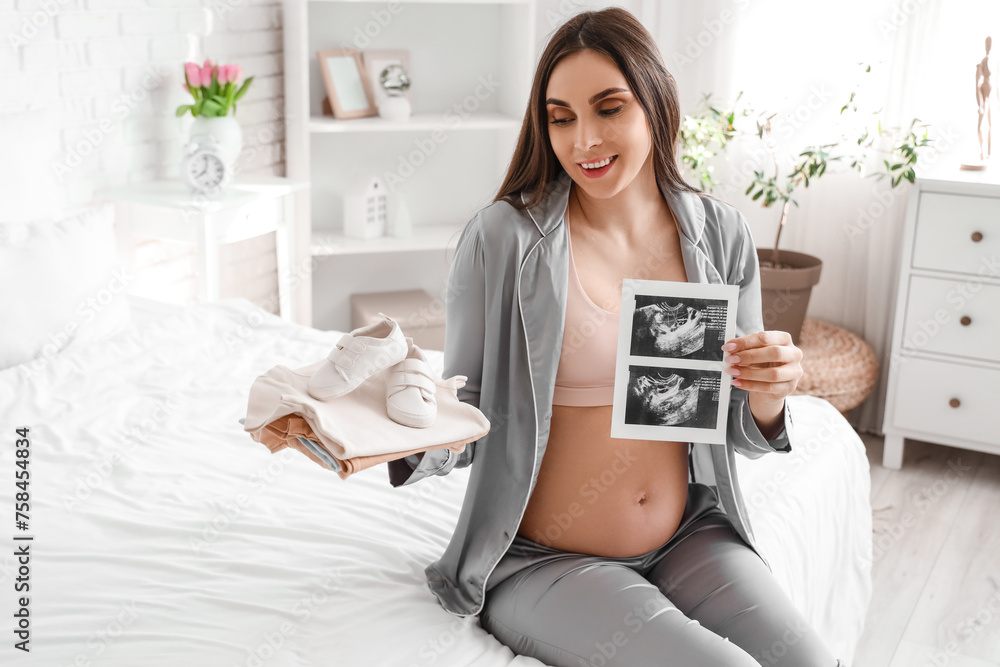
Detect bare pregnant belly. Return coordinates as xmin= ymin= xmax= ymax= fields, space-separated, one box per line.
xmin=517 ymin=404 xmax=690 ymax=558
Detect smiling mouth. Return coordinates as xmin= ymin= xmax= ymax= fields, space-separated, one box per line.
xmin=579 ymin=155 xmax=618 ymax=169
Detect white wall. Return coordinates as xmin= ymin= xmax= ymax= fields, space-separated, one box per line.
xmin=0 ymin=0 xmax=649 ymax=324
xmin=0 ymin=0 xmax=286 ymax=311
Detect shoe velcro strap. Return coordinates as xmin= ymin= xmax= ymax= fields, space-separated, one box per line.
xmin=329 ymin=334 xmax=366 ymax=367
xmin=387 ymin=371 xmax=437 ymax=402
xmin=395 ymin=358 xmax=434 ymax=376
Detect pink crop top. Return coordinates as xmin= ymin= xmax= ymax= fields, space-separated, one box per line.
xmin=552 ymin=209 xmax=620 ymax=407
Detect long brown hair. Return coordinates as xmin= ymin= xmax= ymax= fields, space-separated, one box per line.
xmin=494 ymin=7 xmax=707 ymax=210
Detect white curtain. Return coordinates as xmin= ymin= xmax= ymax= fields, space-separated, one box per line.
xmin=635 ymin=0 xmax=997 ymax=435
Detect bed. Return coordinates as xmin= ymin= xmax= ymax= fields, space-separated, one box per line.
xmin=0 ymin=288 xmax=873 ymax=666
xmin=0 ymin=190 xmax=872 ymax=665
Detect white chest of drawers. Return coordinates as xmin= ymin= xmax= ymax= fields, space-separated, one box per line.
xmin=882 ymin=170 xmax=1000 ymax=469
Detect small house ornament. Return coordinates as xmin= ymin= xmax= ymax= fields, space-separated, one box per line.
xmin=343 ymin=173 xmax=387 ymax=240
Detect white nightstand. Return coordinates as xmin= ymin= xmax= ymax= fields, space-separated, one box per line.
xmin=98 ymin=176 xmax=310 ymax=325
xmin=882 ymin=164 xmax=1000 ymax=469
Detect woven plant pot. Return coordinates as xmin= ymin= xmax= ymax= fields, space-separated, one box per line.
xmin=756 ymin=248 xmax=823 ymax=344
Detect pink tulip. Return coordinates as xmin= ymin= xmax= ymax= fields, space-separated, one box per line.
xmin=199 ymin=64 xmax=215 ymax=87
xmin=184 ymin=61 xmax=200 ymax=88
xmin=219 ymin=64 xmax=233 ymax=85
xmin=202 ymin=58 xmax=213 ymax=71
xmin=230 ymin=64 xmax=242 ymax=84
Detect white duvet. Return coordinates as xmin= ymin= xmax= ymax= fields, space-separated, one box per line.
xmin=0 ymin=298 xmax=871 ymax=666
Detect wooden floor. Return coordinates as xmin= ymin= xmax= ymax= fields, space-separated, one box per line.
xmin=852 ymin=434 xmax=1000 ymax=667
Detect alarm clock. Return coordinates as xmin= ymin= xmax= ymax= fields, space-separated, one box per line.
xmin=180 ymin=136 xmax=229 ymax=197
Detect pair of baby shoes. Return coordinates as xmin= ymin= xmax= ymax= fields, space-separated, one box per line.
xmin=306 ymin=313 xmax=438 ymax=428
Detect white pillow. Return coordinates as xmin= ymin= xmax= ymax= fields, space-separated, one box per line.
xmin=0 ymin=203 xmax=132 ymax=372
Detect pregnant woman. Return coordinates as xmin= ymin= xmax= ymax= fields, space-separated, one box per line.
xmin=388 ymin=7 xmax=846 ymax=666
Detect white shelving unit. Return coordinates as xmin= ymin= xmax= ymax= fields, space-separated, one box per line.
xmin=283 ymin=0 xmax=537 ymax=331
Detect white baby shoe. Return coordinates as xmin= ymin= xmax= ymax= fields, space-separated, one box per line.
xmin=307 ymin=313 xmax=408 ymax=401
xmin=385 ymin=337 xmax=438 ymax=428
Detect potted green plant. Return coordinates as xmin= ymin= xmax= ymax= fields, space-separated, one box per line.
xmin=679 ymin=66 xmax=933 ymax=342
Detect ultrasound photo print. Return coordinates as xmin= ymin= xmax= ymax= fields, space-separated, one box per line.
xmin=610 ymin=279 xmax=738 ymax=444
xmin=624 ymin=366 xmax=719 ymax=429
xmin=630 ymin=295 xmax=730 ymax=361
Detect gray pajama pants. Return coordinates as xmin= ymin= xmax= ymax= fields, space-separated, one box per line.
xmin=480 ymin=483 xmax=843 ymax=667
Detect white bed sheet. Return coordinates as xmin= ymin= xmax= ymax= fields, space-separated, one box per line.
xmin=0 ymin=297 xmax=870 ymax=666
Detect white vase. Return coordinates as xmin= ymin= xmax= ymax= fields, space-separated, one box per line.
xmin=189 ymin=115 xmax=242 ymax=170
xmin=378 ymin=96 xmax=412 ymax=122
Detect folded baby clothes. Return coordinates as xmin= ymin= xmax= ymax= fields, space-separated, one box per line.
xmin=243 ymin=356 xmax=489 ymax=480
xmin=252 ymin=411 xmax=466 ymax=480
xmin=297 ymin=436 xmax=467 ymax=478
xmin=253 ymin=414 xmax=331 ymax=469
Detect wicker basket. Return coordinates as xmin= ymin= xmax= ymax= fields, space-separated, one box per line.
xmin=790 ymin=318 xmax=879 ymax=413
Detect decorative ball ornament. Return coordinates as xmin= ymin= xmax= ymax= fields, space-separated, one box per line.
xmin=379 ymin=64 xmax=410 ymax=96
xmin=377 ymin=64 xmax=412 ymax=121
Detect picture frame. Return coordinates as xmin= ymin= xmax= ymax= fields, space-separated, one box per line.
xmin=317 ymin=48 xmax=378 ymax=119
xmin=361 ymin=49 xmax=412 ymax=110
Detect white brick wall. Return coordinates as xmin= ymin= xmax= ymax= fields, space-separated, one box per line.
xmin=0 ymin=0 xmax=286 ymax=314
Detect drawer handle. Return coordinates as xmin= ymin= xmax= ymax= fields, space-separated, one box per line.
xmin=949 ymin=398 xmax=961 ymax=408
xmin=971 ymin=231 xmax=983 ymax=242
xmin=960 ymin=315 xmax=972 ymax=326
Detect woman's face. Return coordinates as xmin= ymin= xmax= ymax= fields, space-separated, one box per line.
xmin=545 ymin=49 xmax=653 ymax=199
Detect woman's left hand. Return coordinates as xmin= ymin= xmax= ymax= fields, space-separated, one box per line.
xmin=721 ymin=331 xmax=803 ymax=400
